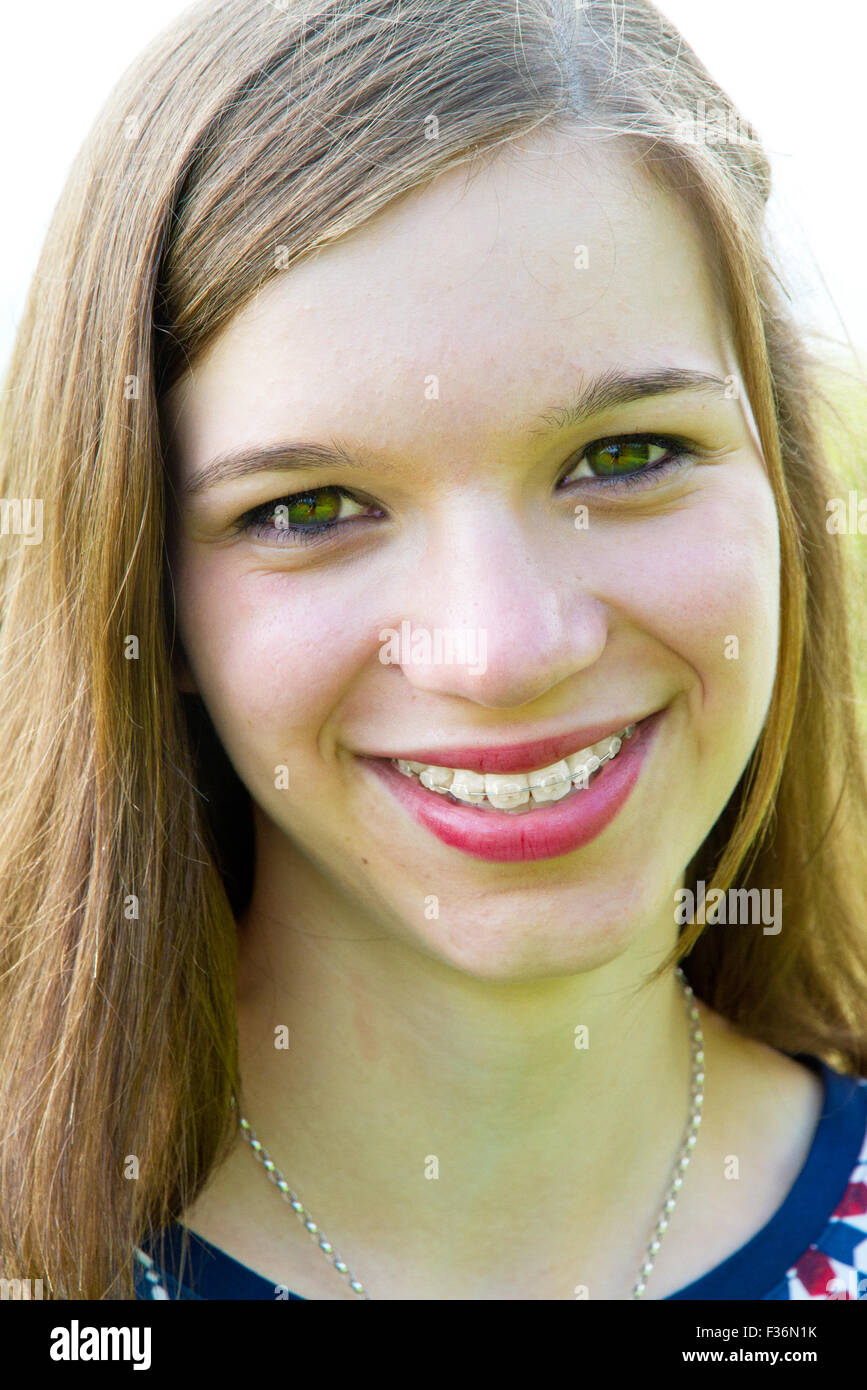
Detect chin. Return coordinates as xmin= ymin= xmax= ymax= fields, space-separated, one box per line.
xmin=415 ymin=908 xmax=643 ymax=984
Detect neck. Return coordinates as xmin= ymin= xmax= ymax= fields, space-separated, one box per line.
xmin=227 ymin=841 xmax=701 ymax=1299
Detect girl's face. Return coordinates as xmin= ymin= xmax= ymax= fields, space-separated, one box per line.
xmin=163 ymin=129 xmax=779 ymax=981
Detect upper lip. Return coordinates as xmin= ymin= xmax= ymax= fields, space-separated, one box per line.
xmin=364 ymin=712 xmax=654 ymax=775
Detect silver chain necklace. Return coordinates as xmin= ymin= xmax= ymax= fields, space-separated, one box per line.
xmin=235 ymin=967 xmax=704 ymax=1300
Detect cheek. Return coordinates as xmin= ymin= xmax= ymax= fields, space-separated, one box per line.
xmin=174 ymin=555 xmax=367 ymax=752
xmin=611 ymin=464 xmax=781 ymax=728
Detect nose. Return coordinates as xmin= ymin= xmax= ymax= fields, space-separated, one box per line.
xmin=385 ymin=504 xmax=609 ymax=709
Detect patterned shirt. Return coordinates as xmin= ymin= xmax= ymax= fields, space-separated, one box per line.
xmin=134 ymin=1053 xmax=867 ymax=1301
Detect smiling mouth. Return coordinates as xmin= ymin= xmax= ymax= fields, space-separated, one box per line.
xmin=389 ymin=723 xmax=636 ymax=815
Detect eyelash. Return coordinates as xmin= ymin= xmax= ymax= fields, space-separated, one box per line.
xmin=557 ymin=433 xmax=695 ymax=495
xmin=234 ymin=433 xmax=695 ymax=545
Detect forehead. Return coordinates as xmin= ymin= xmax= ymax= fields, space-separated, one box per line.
xmin=164 ymin=128 xmax=731 ymax=465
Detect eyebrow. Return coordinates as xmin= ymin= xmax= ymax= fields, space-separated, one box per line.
xmin=181 ymin=366 xmax=729 ymax=498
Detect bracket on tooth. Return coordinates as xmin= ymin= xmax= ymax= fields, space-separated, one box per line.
xmin=396 ymin=727 xmax=632 ymax=806
xmin=569 ymin=731 xmax=627 ymax=789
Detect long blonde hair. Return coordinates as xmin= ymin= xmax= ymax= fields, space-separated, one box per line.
xmin=1 ymin=0 xmax=865 ymax=1299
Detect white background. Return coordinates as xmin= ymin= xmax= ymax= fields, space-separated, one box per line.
xmin=1 ymin=0 xmax=864 ymax=372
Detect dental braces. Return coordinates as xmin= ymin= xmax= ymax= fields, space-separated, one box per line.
xmin=396 ymin=722 xmax=636 ymax=799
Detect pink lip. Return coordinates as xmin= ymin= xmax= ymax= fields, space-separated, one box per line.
xmin=361 ymin=714 xmax=653 ymax=776
xmin=362 ymin=710 xmax=664 ymax=863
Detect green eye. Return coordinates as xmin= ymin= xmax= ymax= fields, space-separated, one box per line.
xmin=274 ymin=488 xmax=343 ymax=528
xmin=558 ymin=435 xmax=689 ymax=490
xmin=238 ymin=484 xmax=377 ymax=546
xmin=583 ymin=439 xmax=668 ymax=476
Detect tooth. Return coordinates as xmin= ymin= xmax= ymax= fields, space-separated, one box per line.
xmin=529 ymin=760 xmax=572 ymax=802
xmin=450 ymin=769 xmax=487 ymax=804
xmin=419 ymin=765 xmax=454 ymax=791
xmin=567 ymin=753 xmax=600 ymax=788
xmin=484 ymin=773 xmax=530 ymax=809
xmin=593 ymin=735 xmax=621 ymax=760
xmin=412 ymin=732 xmax=631 ymax=809
xmin=566 ymin=747 xmax=596 ymax=775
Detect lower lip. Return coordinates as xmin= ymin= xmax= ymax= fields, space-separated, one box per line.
xmin=362 ymin=712 xmax=664 ymax=863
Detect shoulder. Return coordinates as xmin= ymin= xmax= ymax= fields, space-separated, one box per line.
xmin=698 ymin=1003 xmax=867 ymax=1287
xmin=673 ymin=1005 xmax=825 ymax=1243
xmin=780 ymin=1064 xmax=867 ymax=1299
xmin=696 ymin=1002 xmax=828 ymax=1154
xmin=654 ymin=1004 xmax=867 ymax=1299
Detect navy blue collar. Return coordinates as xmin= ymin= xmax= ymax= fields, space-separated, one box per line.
xmin=140 ymin=1055 xmax=866 ymax=1301
xmin=665 ymin=1054 xmax=865 ymax=1298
